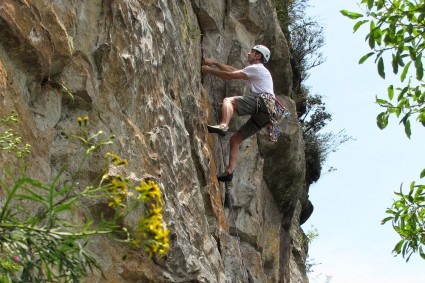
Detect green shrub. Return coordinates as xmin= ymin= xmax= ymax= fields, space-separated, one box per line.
xmin=0 ymin=113 xmax=169 ymax=282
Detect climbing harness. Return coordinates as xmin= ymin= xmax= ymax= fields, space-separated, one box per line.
xmin=259 ymin=93 xmax=291 ymax=142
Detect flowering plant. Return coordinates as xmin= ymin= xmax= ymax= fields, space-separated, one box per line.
xmin=0 ymin=114 xmax=169 ymax=282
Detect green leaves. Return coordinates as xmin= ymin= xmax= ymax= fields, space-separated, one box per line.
xmin=378 ymin=57 xmax=385 ymax=78
xmin=388 ymin=85 xmax=394 ymax=100
xmin=376 ymin=112 xmax=389 ymax=129
xmin=415 ymin=56 xmax=423 ymax=80
xmin=347 ymin=0 xmax=425 ymax=262
xmin=0 ymin=111 xmax=31 ymax=159
xmin=353 ymin=20 xmax=369 ymax=32
xmin=420 ymin=168 xmax=425 ymax=179
xmin=382 ymin=183 xmax=425 ymax=261
xmin=401 ymin=61 xmax=411 ymax=82
xmin=0 ymin=115 xmax=170 ymax=281
xmin=345 ymin=0 xmax=425 ymax=140
xmin=359 ymin=52 xmax=375 ymax=64
xmin=340 ymin=10 xmax=364 ymax=19
xmin=403 ymin=117 xmax=412 ymax=138
xmin=368 ymin=21 xmax=376 ymax=49
xmin=418 ymin=111 xmax=425 ymax=127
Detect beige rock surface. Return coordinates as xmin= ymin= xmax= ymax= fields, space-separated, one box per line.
xmin=0 ymin=0 xmax=311 ymax=282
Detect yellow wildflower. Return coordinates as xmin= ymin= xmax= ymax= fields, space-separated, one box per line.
xmin=105 ymin=152 xmax=128 ymax=166
xmin=134 ymin=179 xmax=169 ymax=257
xmin=136 ymin=180 xmax=163 ymax=203
xmin=155 ymin=227 xmax=170 ymax=244
xmin=158 ymin=237 xmax=170 ymax=255
xmin=111 ymin=176 xmax=127 ymax=192
xmin=149 ymin=204 xmax=163 ymax=215
xmin=108 ymin=196 xmax=124 ymax=208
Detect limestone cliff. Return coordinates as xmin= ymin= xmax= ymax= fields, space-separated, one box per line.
xmin=0 ymin=0 xmax=312 ymax=282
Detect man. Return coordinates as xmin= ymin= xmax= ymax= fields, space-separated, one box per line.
xmin=201 ymin=45 xmax=275 ymax=182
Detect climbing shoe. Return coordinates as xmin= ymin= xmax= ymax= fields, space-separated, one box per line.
xmin=217 ymin=170 xmax=233 ymax=182
xmin=207 ymin=124 xmax=228 ymax=136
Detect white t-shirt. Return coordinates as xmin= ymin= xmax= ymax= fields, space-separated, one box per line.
xmin=240 ymin=64 xmax=274 ymax=97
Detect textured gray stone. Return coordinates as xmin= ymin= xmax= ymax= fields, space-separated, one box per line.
xmin=0 ymin=0 xmax=311 ymax=282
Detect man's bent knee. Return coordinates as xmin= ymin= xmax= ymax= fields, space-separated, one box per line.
xmin=230 ymin=132 xmax=244 ymax=145
xmin=224 ymin=97 xmax=237 ymax=110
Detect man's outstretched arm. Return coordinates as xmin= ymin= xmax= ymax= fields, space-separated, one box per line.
xmin=203 ymin=57 xmax=239 ymax=72
xmin=202 ymin=66 xmax=248 ymax=80
xmin=202 ymin=58 xmax=247 ymax=80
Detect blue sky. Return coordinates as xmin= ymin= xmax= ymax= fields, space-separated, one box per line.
xmin=305 ymin=1 xmax=425 ymax=283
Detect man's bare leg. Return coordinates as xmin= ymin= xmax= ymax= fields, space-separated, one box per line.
xmin=208 ymin=97 xmax=237 ymax=136
xmin=226 ymin=132 xmax=244 ymax=173
xmin=220 ymin=97 xmax=236 ymax=127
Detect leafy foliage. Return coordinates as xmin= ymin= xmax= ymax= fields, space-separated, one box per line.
xmin=0 ymin=111 xmax=30 ymax=158
xmin=341 ymin=0 xmax=425 ymax=138
xmin=275 ymin=0 xmax=350 ymax=185
xmin=302 ymin=225 xmax=319 ymax=246
xmin=302 ymin=226 xmax=319 ymax=273
xmin=0 ymin=113 xmax=169 ymax=282
xmin=277 ymin=0 xmax=325 ymax=84
xmin=382 ymin=183 xmax=425 ymax=261
xmin=300 ymin=95 xmax=353 ymax=184
xmin=289 ymin=15 xmax=325 ymax=83
xmin=342 ymin=0 xmax=425 ymax=261
xmin=299 ymin=94 xmax=332 ymax=135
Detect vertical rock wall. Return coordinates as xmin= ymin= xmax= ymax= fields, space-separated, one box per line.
xmin=0 ymin=0 xmax=311 ymax=282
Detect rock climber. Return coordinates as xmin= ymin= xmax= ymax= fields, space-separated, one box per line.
xmin=201 ymin=45 xmax=275 ymax=182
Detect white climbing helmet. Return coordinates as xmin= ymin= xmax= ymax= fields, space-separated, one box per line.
xmin=252 ymin=45 xmax=271 ymax=63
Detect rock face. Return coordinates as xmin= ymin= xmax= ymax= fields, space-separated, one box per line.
xmin=0 ymin=0 xmax=311 ymax=282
